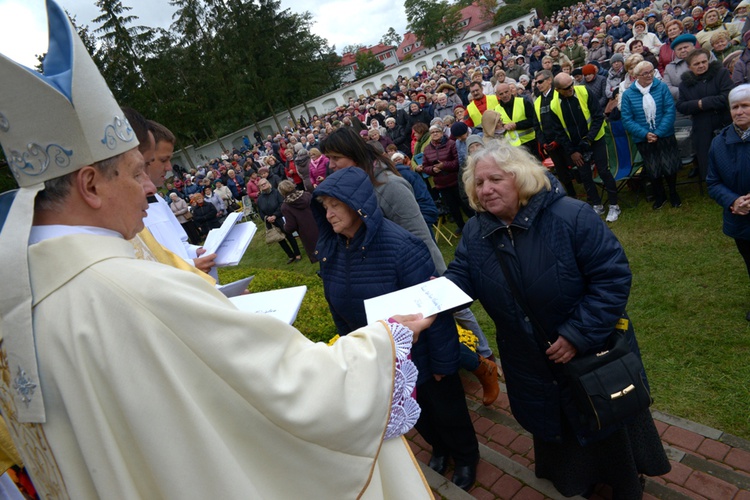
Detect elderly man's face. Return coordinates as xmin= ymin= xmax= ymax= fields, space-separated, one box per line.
xmin=674 ymin=42 xmax=695 ymax=60
xmin=731 ymin=98 xmax=750 ymax=130
xmin=495 ymin=84 xmax=512 ymax=103
xmin=100 ymin=148 xmax=157 ymax=240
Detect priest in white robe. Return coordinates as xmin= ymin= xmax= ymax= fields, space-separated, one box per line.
xmin=0 ymin=2 xmax=433 ymax=498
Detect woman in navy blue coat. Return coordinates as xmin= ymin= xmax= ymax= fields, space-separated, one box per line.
xmin=313 ymin=167 xmax=480 ymax=491
xmin=707 ymin=84 xmax=750 ymax=320
xmin=444 ymin=141 xmax=670 ymax=498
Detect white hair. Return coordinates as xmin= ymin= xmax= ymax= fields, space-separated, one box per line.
xmin=729 ymin=84 xmax=750 ymax=106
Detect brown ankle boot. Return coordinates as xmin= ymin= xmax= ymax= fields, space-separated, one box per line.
xmin=472 ymin=355 xmax=499 ymax=406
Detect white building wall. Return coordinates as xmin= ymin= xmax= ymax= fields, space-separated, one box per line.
xmin=173 ymin=10 xmax=537 ymax=168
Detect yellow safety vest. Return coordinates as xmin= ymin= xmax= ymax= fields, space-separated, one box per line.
xmin=495 ymin=97 xmax=536 ymax=146
xmin=548 ymin=86 xmax=605 ymax=141
xmin=467 ymin=94 xmax=499 ymax=128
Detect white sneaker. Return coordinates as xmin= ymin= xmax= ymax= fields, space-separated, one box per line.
xmin=593 ymin=204 xmax=605 ymax=216
xmin=606 ymin=204 xmax=621 ymax=222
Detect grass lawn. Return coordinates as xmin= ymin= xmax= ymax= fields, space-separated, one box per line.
xmin=219 ymin=173 xmax=750 ymax=440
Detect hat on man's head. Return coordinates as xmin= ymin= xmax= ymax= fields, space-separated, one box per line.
xmin=0 ymin=0 xmax=140 ymax=424
xmin=671 ymin=33 xmax=697 ymax=49
xmin=610 ymin=53 xmax=625 ymax=64
xmin=583 ymin=64 xmax=599 ymax=75
xmin=450 ymin=122 xmax=469 ymax=137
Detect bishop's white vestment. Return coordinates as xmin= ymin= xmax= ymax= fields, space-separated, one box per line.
xmin=0 ymin=233 xmax=432 ymax=499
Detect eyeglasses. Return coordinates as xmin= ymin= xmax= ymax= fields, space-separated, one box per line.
xmin=638 ymin=70 xmax=655 ymax=77
xmin=558 ymin=83 xmax=575 ymax=91
xmin=534 ymin=79 xmax=547 ymax=85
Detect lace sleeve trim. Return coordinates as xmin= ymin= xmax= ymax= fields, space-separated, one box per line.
xmin=384 ymin=322 xmax=421 ymax=440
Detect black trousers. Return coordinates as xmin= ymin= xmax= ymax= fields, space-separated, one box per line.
xmin=572 ymin=138 xmax=618 ymax=206
xmin=415 ymin=372 xmax=479 ymax=466
xmin=735 ymin=238 xmax=750 ymax=281
xmin=547 ymin=146 xmax=577 ymax=198
xmin=438 ymin=185 xmax=474 ymax=230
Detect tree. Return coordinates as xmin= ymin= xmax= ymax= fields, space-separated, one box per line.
xmin=354 ymin=50 xmax=385 ymax=79
xmin=342 ymin=43 xmax=365 ymax=55
xmin=494 ymin=1 xmax=535 ymax=25
xmin=380 ymin=27 xmax=402 ymax=47
xmin=92 ymin=0 xmax=154 ymax=109
xmin=404 ymin=0 xmax=463 ymax=49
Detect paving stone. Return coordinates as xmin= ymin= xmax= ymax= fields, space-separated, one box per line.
xmin=511 ymin=485 xmax=546 ymax=500
xmin=664 ymin=483 xmax=709 ymax=499
xmin=416 ymin=449 xmax=432 ymax=464
xmin=698 ymin=439 xmax=731 ymax=461
xmin=663 ymin=461 xmax=694 ymax=486
xmin=469 ymin=486 xmax=497 ymax=500
xmin=726 ymin=448 xmax=750 ymax=474
xmin=411 ymin=432 xmax=430 ymax=450
xmin=654 ymin=420 xmax=669 ymax=436
xmin=682 ymin=452 xmax=750 ymax=491
xmin=509 ymin=435 xmax=533 ymax=454
xmin=684 ymin=470 xmax=739 ymax=500
xmin=474 ymin=416 xmax=496 ymax=435
xmin=722 ymin=434 xmax=750 ymax=453
xmin=487 ymin=423 xmax=522 ymax=446
xmin=475 ymin=461 xmax=504 ymax=489
xmin=490 ymin=473 xmax=523 ymax=499
xmin=733 ymin=490 xmax=750 ymax=500
xmin=510 ymin=454 xmax=531 ymax=467
xmin=487 ymin=441 xmax=513 ymax=457
xmin=663 ymin=426 xmax=706 ymax=452
xmin=652 ymin=411 xmax=723 ymax=440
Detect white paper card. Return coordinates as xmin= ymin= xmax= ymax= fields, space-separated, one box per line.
xmin=229 ymin=285 xmax=307 ymax=325
xmin=214 ymin=222 xmax=257 ymax=266
xmin=218 ymin=275 xmax=255 ymax=298
xmin=364 ymin=277 xmax=472 ymax=324
xmin=203 ymin=211 xmax=242 ymax=254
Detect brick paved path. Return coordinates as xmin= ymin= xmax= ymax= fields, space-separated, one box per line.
xmin=405 ymin=372 xmax=750 ymax=500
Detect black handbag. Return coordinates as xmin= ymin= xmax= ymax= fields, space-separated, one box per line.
xmin=490 ymin=233 xmax=651 ymax=432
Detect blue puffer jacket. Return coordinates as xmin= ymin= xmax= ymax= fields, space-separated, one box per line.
xmin=313 ymin=167 xmax=460 ymax=384
xmin=445 ymin=174 xmax=639 ymax=443
xmin=620 ymin=78 xmax=676 ymax=143
xmin=707 ymin=125 xmax=750 ymax=240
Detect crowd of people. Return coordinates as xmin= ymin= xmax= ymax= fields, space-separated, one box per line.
xmin=2 ymin=0 xmax=750 ymax=498
xmin=165 ymin=0 xmax=747 ymax=229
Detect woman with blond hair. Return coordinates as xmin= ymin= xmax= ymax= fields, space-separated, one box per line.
xmin=445 ymin=140 xmax=670 ymax=498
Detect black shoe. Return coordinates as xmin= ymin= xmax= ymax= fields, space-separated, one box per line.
xmin=451 ymin=462 xmax=477 ymax=491
xmin=652 ymin=199 xmax=667 ymax=210
xmin=428 ymin=453 xmax=449 ymax=475
xmin=745 ymin=311 xmax=750 ymax=322
xmin=688 ymin=167 xmax=698 ymax=178
xmin=286 ymin=257 xmax=296 ymax=264
xmin=670 ymin=194 xmax=682 ymax=208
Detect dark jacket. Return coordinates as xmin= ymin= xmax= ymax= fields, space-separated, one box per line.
xmin=445 ymin=174 xmax=637 ymax=443
xmin=707 ymin=125 xmax=750 ymax=240
xmin=281 ymin=191 xmax=319 ymax=263
xmin=676 ymin=61 xmax=734 ymax=171
xmin=191 ymin=202 xmax=220 ymax=233
xmin=257 ymin=189 xmax=285 ymax=230
xmin=313 ymin=167 xmax=459 ymax=384
xmin=422 ymin=137 xmax=460 ymax=189
xmin=385 ymin=123 xmax=410 ymax=154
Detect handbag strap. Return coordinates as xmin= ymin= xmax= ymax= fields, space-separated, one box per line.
xmin=489 ymin=231 xmax=555 ymax=352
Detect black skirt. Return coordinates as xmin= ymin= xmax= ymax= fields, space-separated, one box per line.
xmin=636 ymin=135 xmax=681 ymax=179
xmin=534 ymin=408 xmax=671 ymax=499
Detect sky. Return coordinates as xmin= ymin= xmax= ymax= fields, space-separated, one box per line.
xmin=0 ymin=0 xmax=409 ymax=68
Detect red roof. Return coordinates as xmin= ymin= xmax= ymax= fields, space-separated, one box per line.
xmin=460 ymin=3 xmax=494 ymax=33
xmin=340 ymin=44 xmax=397 ymax=67
xmin=396 ymin=32 xmax=420 ymax=61
xmin=395 ymin=2 xmax=494 ymax=60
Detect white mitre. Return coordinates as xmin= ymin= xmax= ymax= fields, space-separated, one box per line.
xmin=0 ymin=0 xmax=138 ymax=423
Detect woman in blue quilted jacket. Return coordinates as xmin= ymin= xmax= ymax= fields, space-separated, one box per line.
xmin=313 ymin=167 xmax=480 ymax=491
